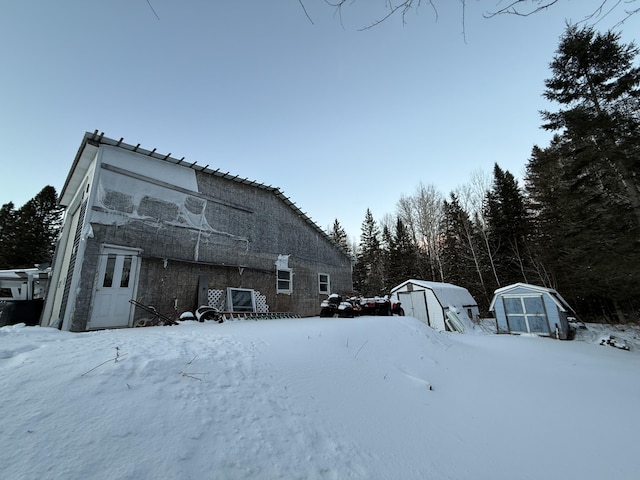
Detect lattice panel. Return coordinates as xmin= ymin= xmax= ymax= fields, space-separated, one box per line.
xmin=255 ymin=291 xmax=269 ymax=312
xmin=207 ymin=289 xmax=225 ymax=310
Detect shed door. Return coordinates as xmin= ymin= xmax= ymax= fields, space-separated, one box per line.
xmin=503 ymin=295 xmax=550 ymax=334
xmin=88 ymin=247 xmax=139 ymax=329
xmin=398 ymin=291 xmax=429 ymax=326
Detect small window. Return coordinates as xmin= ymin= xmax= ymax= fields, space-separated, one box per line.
xmin=318 ymin=273 xmax=330 ymax=294
xmin=277 ymin=269 xmax=292 ymax=294
xmin=227 ymin=288 xmax=256 ymax=312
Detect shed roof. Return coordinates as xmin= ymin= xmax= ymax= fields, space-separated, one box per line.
xmin=60 ymin=131 xmax=350 ymax=258
xmin=488 ymin=283 xmax=575 ymax=313
xmin=390 ymin=279 xmax=478 ymax=308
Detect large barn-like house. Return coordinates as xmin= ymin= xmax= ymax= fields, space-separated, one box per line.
xmin=41 ymin=131 xmax=353 ymax=331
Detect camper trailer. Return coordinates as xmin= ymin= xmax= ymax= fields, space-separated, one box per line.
xmin=0 ymin=267 xmax=50 ymax=326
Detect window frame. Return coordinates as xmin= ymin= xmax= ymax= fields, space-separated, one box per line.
xmin=226 ymin=287 xmax=256 ymax=312
xmin=276 ymin=268 xmax=293 ymax=294
xmin=502 ymin=294 xmax=550 ymax=334
xmin=318 ymin=273 xmax=330 ymax=294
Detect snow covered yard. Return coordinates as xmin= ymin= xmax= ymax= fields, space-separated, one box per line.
xmin=1 ymin=316 xmax=639 ymax=480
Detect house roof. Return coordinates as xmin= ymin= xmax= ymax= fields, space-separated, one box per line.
xmin=390 ymin=279 xmax=478 ymax=308
xmin=60 ymin=131 xmax=350 ymax=258
xmin=488 ymin=282 xmax=575 ymax=313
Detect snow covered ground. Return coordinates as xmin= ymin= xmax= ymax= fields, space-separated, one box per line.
xmin=1 ymin=316 xmax=639 ymax=480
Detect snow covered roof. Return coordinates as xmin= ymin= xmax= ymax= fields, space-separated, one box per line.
xmin=488 ymin=282 xmax=575 ymax=313
xmin=60 ymin=131 xmax=349 ymax=257
xmin=390 ymin=279 xmax=478 ymax=308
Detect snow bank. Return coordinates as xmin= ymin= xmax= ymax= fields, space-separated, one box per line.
xmin=1 ymin=317 xmax=639 ymax=479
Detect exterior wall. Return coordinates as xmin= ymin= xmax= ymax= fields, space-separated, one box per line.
xmin=44 ymin=152 xmax=99 ymax=330
xmin=424 ymin=289 xmax=446 ymax=330
xmin=61 ymin=145 xmax=352 ymax=330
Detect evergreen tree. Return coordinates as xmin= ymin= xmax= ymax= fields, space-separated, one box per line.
xmin=526 ymin=137 xmax=640 ymax=321
xmin=440 ymin=193 xmax=490 ymax=309
xmin=328 ymin=218 xmax=350 ymax=254
xmin=542 ymin=24 xmax=640 ymax=228
xmin=0 ymin=186 xmax=62 ymax=269
xmin=386 ymin=218 xmax=419 ymax=290
xmin=530 ymin=24 xmax=640 ymax=321
xmin=483 ymin=164 xmax=532 ymax=288
xmin=353 ymin=209 xmax=384 ymax=295
xmin=0 ymin=202 xmax=17 ymax=269
xmin=380 ymin=223 xmax=393 ymax=292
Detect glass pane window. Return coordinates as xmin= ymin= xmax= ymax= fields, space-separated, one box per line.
xmin=319 ymin=273 xmax=330 ymax=294
xmin=504 ymin=297 xmax=523 ymax=314
xmin=507 ymin=315 xmax=527 ymax=333
xmin=277 ymin=269 xmax=292 ymax=294
xmin=120 ymin=256 xmax=132 ymax=288
xmin=102 ymin=254 xmax=116 ymax=287
xmin=227 ymin=288 xmax=255 ymax=312
xmin=523 ymin=296 xmax=545 ymax=315
xmin=527 ymin=315 xmax=550 ymax=333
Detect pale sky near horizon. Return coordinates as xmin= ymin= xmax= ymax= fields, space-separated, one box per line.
xmin=1 ymin=1 xmax=638 ymax=240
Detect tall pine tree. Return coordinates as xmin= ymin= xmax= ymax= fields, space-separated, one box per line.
xmin=386 ymin=218 xmax=419 ymax=290
xmin=0 ymin=186 xmax=62 ymax=269
xmin=529 ymin=24 xmax=640 ymax=321
xmin=353 ymin=209 xmax=384 ymax=295
xmin=328 ymin=218 xmax=350 ymax=254
xmin=483 ymin=164 xmax=532 ymax=288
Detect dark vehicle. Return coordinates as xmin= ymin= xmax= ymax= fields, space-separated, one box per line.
xmin=391 ymin=301 xmax=404 ymax=316
xmin=320 ymin=294 xmax=359 ymax=318
xmin=358 ymin=296 xmax=395 ymax=316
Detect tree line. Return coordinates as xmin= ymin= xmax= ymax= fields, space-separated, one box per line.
xmin=2 ymin=26 xmax=638 ymax=323
xmin=0 ymin=186 xmax=62 ymax=270
xmin=329 ymin=25 xmax=640 ymax=323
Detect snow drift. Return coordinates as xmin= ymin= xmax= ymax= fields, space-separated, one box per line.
xmin=1 ymin=316 xmax=639 ymax=479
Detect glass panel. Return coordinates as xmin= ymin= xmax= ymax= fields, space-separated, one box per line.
xmin=103 ymin=254 xmax=116 ymax=287
xmin=278 ymin=270 xmax=290 ymax=280
xmin=523 ymin=296 xmax=545 ymax=315
xmin=277 ymin=270 xmax=291 ymax=292
xmin=507 ymin=315 xmax=527 ymax=332
xmin=503 ymin=297 xmax=523 ymax=314
xmin=120 ymin=256 xmax=132 ymax=288
xmin=527 ymin=315 xmax=550 ymax=333
xmin=231 ymin=290 xmax=254 ymax=312
xmin=319 ymin=274 xmax=329 ymax=293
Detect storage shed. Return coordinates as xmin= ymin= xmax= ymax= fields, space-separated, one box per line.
xmin=389 ymin=280 xmax=479 ymax=332
xmin=489 ymin=283 xmax=575 ymax=339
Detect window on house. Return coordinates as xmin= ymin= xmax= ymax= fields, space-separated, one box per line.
xmin=277 ymin=269 xmax=292 ymax=294
xmin=227 ymin=288 xmax=256 ymax=312
xmin=318 ymin=273 xmax=330 ymax=294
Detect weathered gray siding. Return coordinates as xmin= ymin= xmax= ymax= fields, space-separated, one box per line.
xmin=65 ymin=145 xmax=351 ymax=330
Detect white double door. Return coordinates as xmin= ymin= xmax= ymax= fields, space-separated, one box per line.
xmin=89 ymin=246 xmax=139 ymax=329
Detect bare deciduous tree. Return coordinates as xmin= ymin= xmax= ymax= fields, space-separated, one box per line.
xmin=396 ymin=183 xmax=444 ymax=281
xmin=302 ymin=0 xmax=638 ymax=31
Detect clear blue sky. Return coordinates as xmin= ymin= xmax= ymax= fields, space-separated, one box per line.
xmin=1 ymin=1 xmax=638 ymax=240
